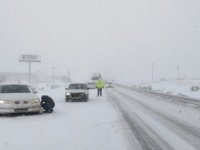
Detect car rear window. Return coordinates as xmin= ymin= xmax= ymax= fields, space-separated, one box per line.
xmin=0 ymin=85 xmax=31 ymax=93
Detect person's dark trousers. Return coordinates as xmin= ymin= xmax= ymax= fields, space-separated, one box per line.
xmin=97 ymin=88 xmax=102 ymax=96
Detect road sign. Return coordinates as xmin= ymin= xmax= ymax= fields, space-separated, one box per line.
xmin=19 ymin=54 xmax=41 ymax=83
xmin=19 ymin=54 xmax=41 ymax=62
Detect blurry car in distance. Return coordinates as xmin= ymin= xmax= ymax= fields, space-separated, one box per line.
xmin=106 ymin=82 xmax=113 ymax=88
xmin=65 ymin=83 xmax=89 ymax=102
xmin=87 ymin=82 xmax=96 ymax=89
xmin=0 ymin=83 xmax=41 ymax=114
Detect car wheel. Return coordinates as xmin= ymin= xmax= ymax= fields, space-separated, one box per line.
xmin=65 ymin=97 xmax=69 ymax=102
xmin=85 ymin=96 xmax=88 ymax=102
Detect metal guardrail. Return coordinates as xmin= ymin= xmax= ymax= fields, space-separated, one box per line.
xmin=116 ymin=84 xmax=200 ymax=107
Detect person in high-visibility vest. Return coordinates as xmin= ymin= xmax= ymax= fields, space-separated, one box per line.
xmin=96 ymin=79 xmax=105 ymax=96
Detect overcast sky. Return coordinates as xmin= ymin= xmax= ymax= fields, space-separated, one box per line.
xmin=0 ymin=0 xmax=200 ymax=84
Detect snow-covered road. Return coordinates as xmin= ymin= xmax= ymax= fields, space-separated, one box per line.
xmin=106 ymin=86 xmax=200 ymax=150
xmin=0 ymin=87 xmax=129 ymax=150
xmin=1 ymin=85 xmax=200 ymax=150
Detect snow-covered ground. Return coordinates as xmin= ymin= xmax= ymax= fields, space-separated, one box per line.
xmin=1 ymin=82 xmax=200 ymax=150
xmin=138 ymin=79 xmax=200 ymax=99
xmin=0 ymin=83 xmax=128 ymax=150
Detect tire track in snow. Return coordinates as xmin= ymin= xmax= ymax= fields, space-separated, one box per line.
xmin=112 ymin=88 xmax=200 ymax=149
xmin=106 ymin=90 xmax=174 ymax=150
xmin=131 ymin=87 xmax=200 ymax=109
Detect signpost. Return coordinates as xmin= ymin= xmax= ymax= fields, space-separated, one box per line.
xmin=19 ymin=54 xmax=41 ymax=83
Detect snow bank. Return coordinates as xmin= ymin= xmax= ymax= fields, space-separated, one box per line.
xmin=138 ymin=79 xmax=200 ymax=99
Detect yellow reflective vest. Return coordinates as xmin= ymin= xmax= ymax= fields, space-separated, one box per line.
xmin=96 ymin=80 xmax=105 ymax=89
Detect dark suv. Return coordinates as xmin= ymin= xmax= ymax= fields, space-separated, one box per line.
xmin=65 ymin=83 xmax=89 ymax=102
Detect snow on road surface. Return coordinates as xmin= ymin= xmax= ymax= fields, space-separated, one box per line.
xmin=107 ymin=86 xmax=200 ymax=150
xmin=0 ymin=87 xmax=129 ymax=150
xmin=1 ymin=84 xmax=200 ymax=150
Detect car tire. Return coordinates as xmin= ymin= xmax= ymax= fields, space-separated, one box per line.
xmin=85 ymin=96 xmax=88 ymax=102
xmin=65 ymin=97 xmax=70 ymax=102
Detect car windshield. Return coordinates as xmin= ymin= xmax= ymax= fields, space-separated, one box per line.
xmin=68 ymin=84 xmax=87 ymax=89
xmin=92 ymin=77 xmax=99 ymax=80
xmin=0 ymin=85 xmax=31 ymax=93
xmin=88 ymin=83 xmax=94 ymax=85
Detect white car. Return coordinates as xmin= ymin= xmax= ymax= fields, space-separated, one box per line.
xmin=87 ymin=82 xmax=96 ymax=89
xmin=0 ymin=83 xmax=42 ymax=114
xmin=106 ymin=82 xmax=113 ymax=88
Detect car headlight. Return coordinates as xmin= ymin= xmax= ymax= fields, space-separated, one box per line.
xmin=0 ymin=100 xmax=5 ymax=104
xmin=0 ymin=100 xmax=12 ymax=104
xmin=66 ymin=93 xmax=70 ymax=96
xmin=32 ymin=99 xmax=40 ymax=103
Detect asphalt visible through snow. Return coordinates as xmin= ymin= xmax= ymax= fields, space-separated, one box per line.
xmin=106 ymin=90 xmax=174 ymax=150
xmin=106 ymin=86 xmax=200 ymax=150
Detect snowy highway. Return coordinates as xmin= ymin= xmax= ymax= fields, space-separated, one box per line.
xmin=107 ymin=86 xmax=200 ymax=150
xmin=1 ymin=85 xmax=200 ymax=150
xmin=1 ymin=0 xmax=199 ymax=150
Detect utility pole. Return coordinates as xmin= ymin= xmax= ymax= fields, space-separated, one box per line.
xmin=28 ymin=61 xmax=31 ymax=83
xmin=151 ymin=62 xmax=154 ymax=83
xmin=52 ymin=67 xmax=55 ymax=84
xmin=68 ymin=69 xmax=71 ymax=83
xmin=176 ymin=64 xmax=180 ymax=80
